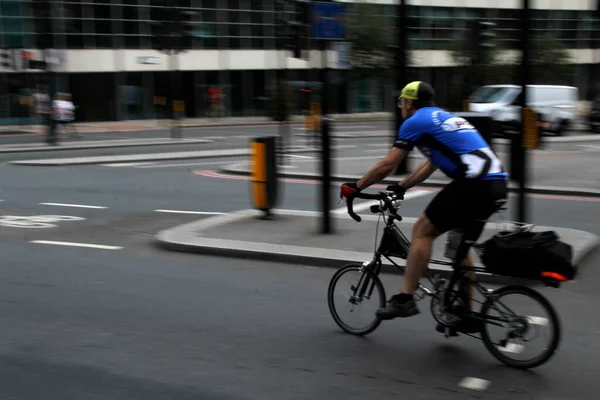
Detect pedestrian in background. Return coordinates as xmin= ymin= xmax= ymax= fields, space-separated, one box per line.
xmin=48 ymin=93 xmax=77 ymax=145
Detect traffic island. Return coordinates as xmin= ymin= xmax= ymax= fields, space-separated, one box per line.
xmin=155 ymin=208 xmax=600 ymax=285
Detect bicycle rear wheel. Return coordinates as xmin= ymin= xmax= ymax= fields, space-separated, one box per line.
xmin=327 ymin=264 xmax=386 ymax=336
xmin=480 ymin=285 xmax=561 ymax=369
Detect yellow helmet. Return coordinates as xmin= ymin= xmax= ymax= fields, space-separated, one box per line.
xmin=398 ymin=81 xmax=434 ymax=107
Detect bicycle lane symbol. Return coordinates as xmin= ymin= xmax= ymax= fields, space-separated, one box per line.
xmin=0 ymin=215 xmax=86 ymax=229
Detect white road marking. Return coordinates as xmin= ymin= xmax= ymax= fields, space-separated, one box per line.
xmin=30 ymin=240 xmax=123 ymax=250
xmin=498 ymin=343 xmax=525 ymax=354
xmin=136 ymin=160 xmax=236 ymax=169
xmin=288 ymin=154 xmax=313 ymax=159
xmin=527 ymin=316 xmax=548 ymax=326
xmin=40 ymin=202 xmax=107 ymax=209
xmin=578 ymin=145 xmax=600 ymax=149
xmin=154 ymin=209 xmax=225 ymax=215
xmin=0 ymin=215 xmax=85 ymax=229
xmin=103 ymin=162 xmax=153 ymax=167
xmin=332 ymin=190 xmax=431 ymax=214
xmin=458 ymin=377 xmax=490 ymax=391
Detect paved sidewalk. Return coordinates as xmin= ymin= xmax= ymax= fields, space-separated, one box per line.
xmin=221 ymin=148 xmax=600 ymax=197
xmin=7 ymin=145 xmax=318 ymax=166
xmin=155 ymin=208 xmax=599 ymax=284
xmin=0 ymin=113 xmax=392 ymax=135
xmin=0 ymin=137 xmax=213 ymax=153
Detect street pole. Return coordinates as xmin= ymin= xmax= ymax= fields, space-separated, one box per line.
xmin=170 ymin=51 xmax=182 ymax=139
xmin=517 ymin=0 xmax=531 ymax=223
xmin=320 ymin=38 xmax=332 ymax=234
xmin=392 ymin=0 xmax=408 ymax=175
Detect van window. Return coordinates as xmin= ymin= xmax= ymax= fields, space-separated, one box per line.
xmin=470 ymin=86 xmax=519 ymax=104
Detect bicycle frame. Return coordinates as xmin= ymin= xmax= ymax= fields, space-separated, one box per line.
xmin=358 ymin=202 xmax=496 ymax=318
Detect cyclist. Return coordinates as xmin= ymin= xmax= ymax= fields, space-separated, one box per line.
xmin=340 ymin=81 xmax=508 ymax=334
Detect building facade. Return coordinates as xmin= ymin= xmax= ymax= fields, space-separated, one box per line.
xmin=1 ymin=0 xmax=599 ymax=124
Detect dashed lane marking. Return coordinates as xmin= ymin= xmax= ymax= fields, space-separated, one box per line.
xmin=154 ymin=209 xmax=225 ymax=215
xmin=103 ymin=162 xmax=154 ymax=167
xmin=527 ymin=316 xmax=549 ymax=326
xmin=458 ymin=377 xmax=490 ymax=391
xmin=288 ymin=155 xmax=313 ymax=159
xmin=30 ymin=240 xmax=123 ymax=250
xmin=40 ymin=202 xmax=107 ymax=209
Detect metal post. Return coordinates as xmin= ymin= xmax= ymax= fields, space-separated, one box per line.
xmin=320 ymin=39 xmax=332 ymax=234
xmin=392 ymin=0 xmax=408 ymax=175
xmin=517 ymin=0 xmax=531 ymax=223
xmin=170 ymin=52 xmax=182 ymax=139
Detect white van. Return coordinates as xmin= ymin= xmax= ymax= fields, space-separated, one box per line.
xmin=468 ymin=85 xmax=579 ymax=136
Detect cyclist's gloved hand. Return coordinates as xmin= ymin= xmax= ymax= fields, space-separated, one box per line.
xmin=340 ymin=182 xmax=361 ymax=200
xmin=385 ymin=183 xmax=407 ymax=198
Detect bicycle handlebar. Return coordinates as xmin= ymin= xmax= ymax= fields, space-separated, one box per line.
xmin=346 ymin=191 xmax=402 ymax=222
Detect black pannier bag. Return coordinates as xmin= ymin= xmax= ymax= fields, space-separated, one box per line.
xmin=478 ymin=230 xmax=577 ymax=282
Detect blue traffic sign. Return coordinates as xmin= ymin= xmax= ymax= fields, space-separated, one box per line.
xmin=312 ymin=2 xmax=346 ymax=40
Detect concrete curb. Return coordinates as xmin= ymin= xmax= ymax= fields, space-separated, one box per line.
xmin=175 ymin=117 xmax=392 ymax=129
xmin=7 ymin=146 xmax=319 ymax=166
xmin=324 ymin=134 xmax=600 ymax=142
xmin=0 ymin=138 xmax=214 ymax=154
xmin=154 ymin=209 xmax=600 ymax=287
xmin=219 ymin=164 xmax=600 ymax=198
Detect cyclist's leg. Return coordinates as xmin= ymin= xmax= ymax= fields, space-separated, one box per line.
xmin=376 ymin=182 xmax=460 ymax=320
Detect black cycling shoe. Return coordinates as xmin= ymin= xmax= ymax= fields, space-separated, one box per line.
xmin=376 ymin=294 xmax=420 ymax=320
xmin=436 ymin=317 xmax=484 ymax=336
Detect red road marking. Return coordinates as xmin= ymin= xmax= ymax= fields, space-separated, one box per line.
xmin=193 ymin=170 xmax=600 ymax=203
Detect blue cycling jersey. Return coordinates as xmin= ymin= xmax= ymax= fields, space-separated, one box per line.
xmin=394 ymin=107 xmax=508 ymax=181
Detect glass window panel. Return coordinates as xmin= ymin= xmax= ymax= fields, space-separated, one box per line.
xmin=228 ymin=10 xmax=240 ymax=24
xmin=95 ymin=35 xmax=112 ymax=48
xmin=203 ymin=0 xmax=216 ymax=9
xmin=251 ymin=25 xmax=261 ymax=37
xmin=125 ymin=35 xmax=140 ymax=49
xmin=66 ymin=34 xmax=84 ymax=49
xmin=65 ymin=2 xmax=83 ymax=19
xmin=250 ymin=11 xmax=262 ymax=24
xmin=228 ymin=23 xmax=239 ymax=37
xmin=93 ymin=5 xmax=111 ymax=20
xmin=251 ymin=0 xmax=262 ymax=11
xmin=123 ymin=6 xmax=138 ymax=20
xmin=202 ymin=9 xmax=217 ymax=23
xmin=251 ymin=38 xmax=262 ymax=49
xmin=95 ymin=20 xmax=112 ymax=35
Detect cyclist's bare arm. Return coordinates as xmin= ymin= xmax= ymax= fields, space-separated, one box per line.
xmin=357 ymin=147 xmax=409 ymax=189
xmin=394 ymin=160 xmax=438 ymax=190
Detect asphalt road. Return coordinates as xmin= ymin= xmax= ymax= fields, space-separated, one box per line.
xmin=1 ymin=145 xmax=600 ymax=398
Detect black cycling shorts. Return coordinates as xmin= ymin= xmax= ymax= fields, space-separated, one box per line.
xmin=425 ymin=179 xmax=508 ymax=237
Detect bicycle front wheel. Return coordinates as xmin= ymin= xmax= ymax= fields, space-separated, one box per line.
xmin=480 ymin=285 xmax=561 ymax=369
xmin=327 ymin=264 xmax=386 ymax=336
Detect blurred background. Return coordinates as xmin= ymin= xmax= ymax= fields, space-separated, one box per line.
xmin=0 ymin=0 xmax=598 ymax=128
